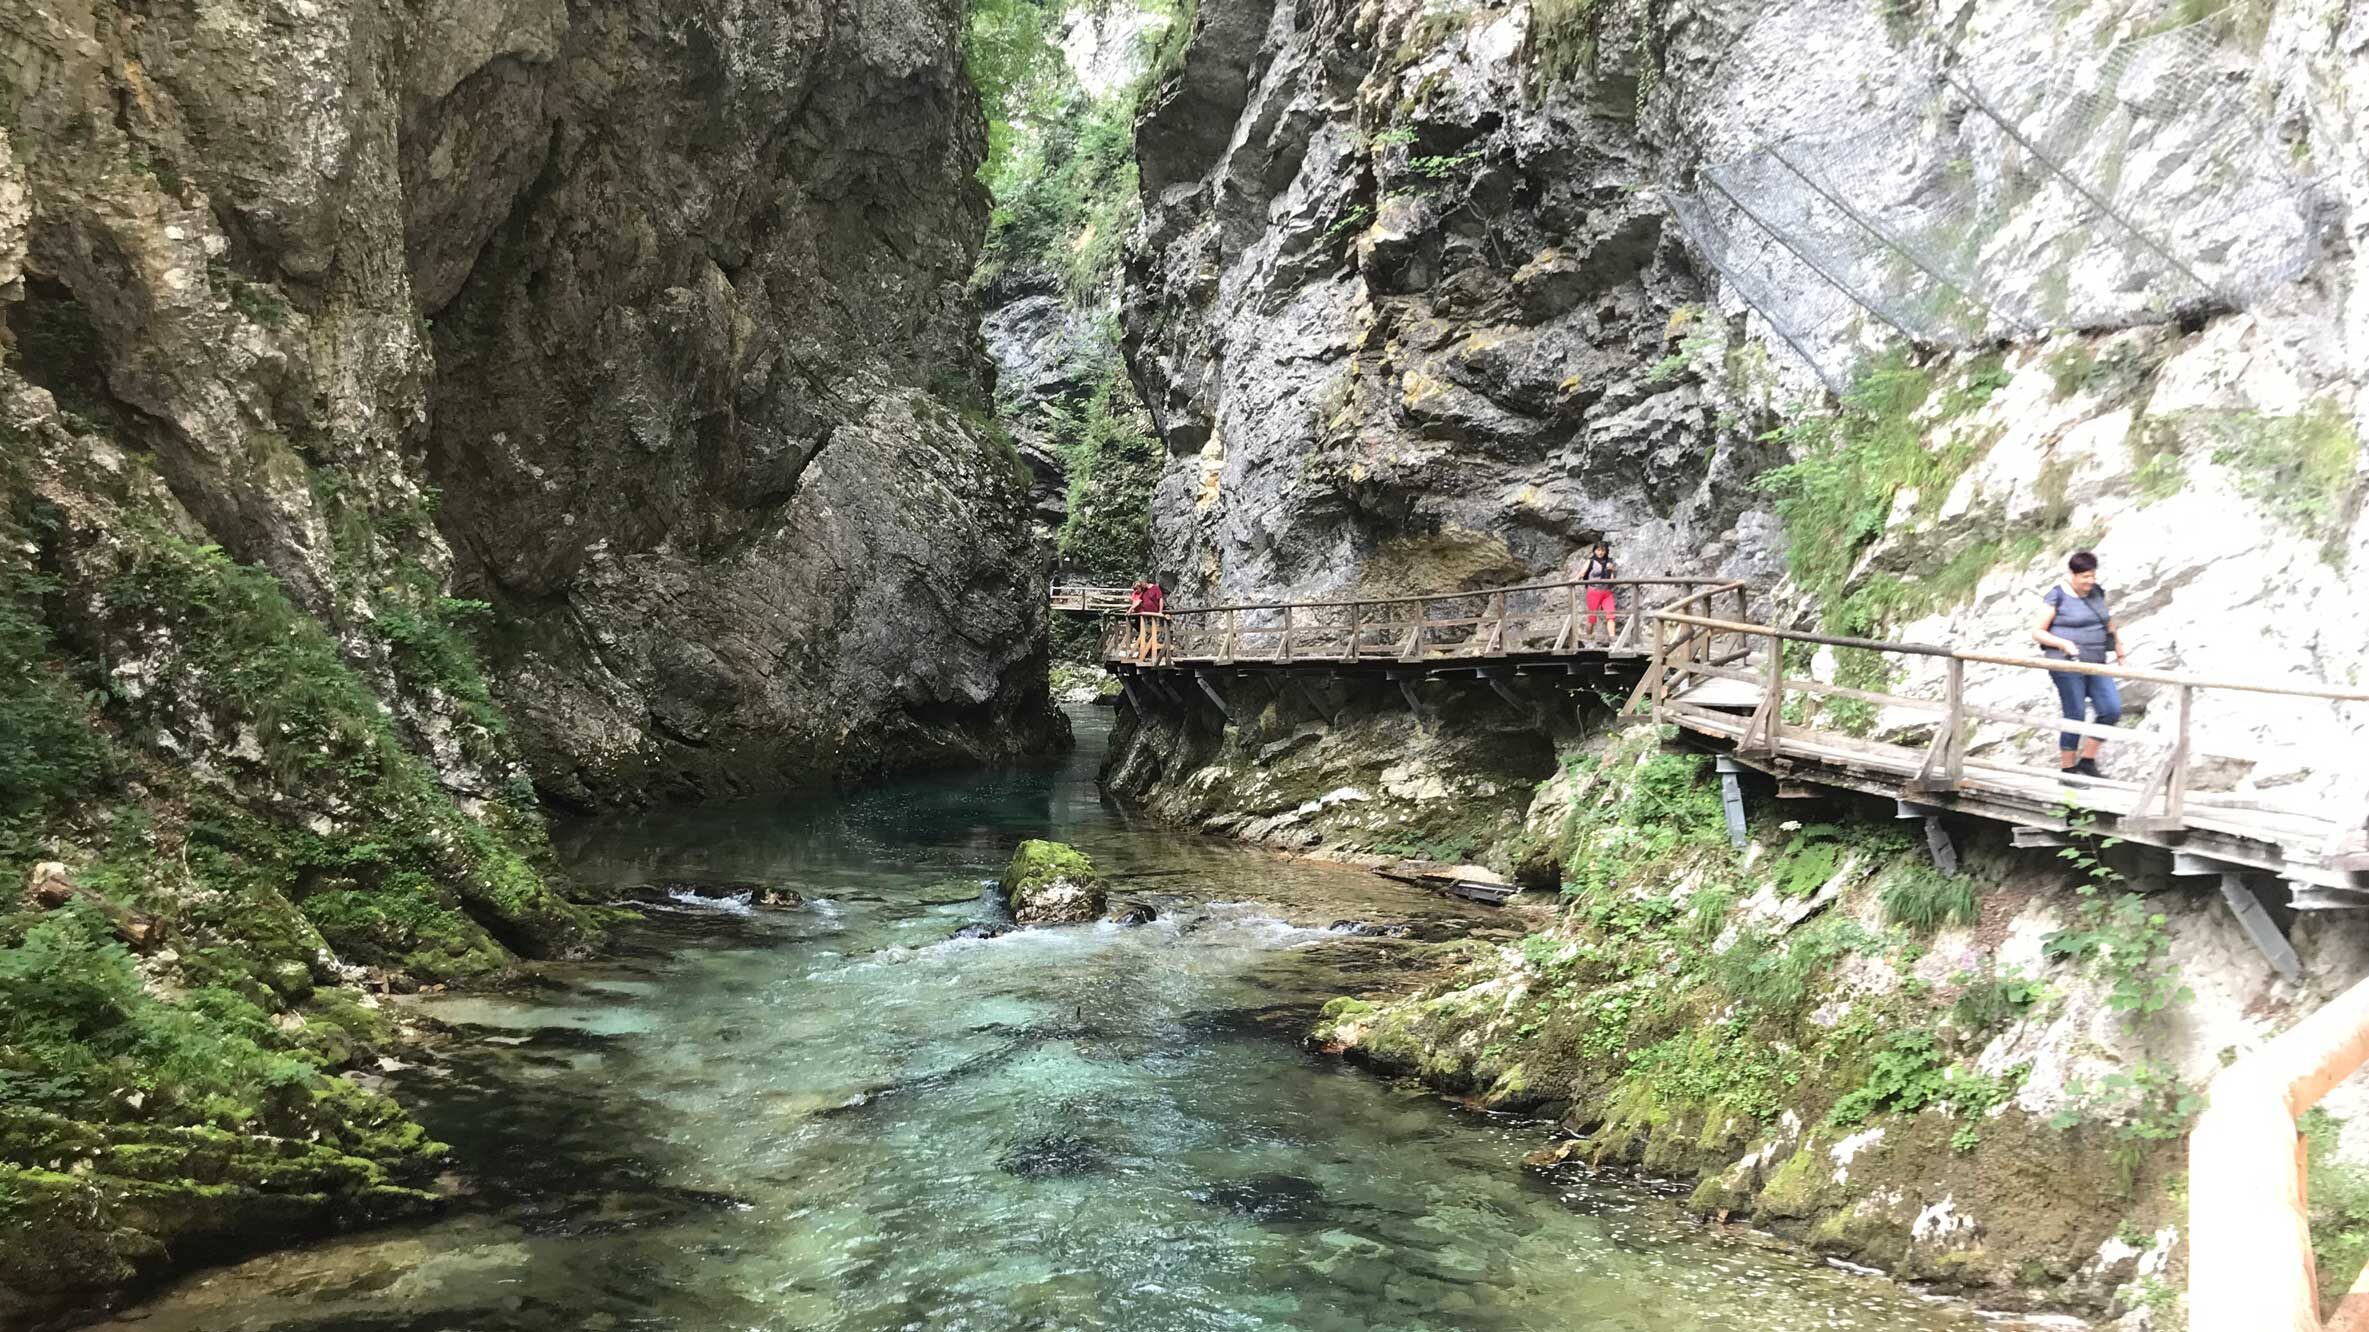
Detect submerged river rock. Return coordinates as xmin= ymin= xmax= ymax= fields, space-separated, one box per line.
xmin=87 ymin=713 xmax=2075 ymax=1332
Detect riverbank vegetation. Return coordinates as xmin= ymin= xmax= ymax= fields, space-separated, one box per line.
xmin=1311 ymin=724 xmax=2205 ymax=1318
xmin=1 ymin=399 xmax=602 ymax=1321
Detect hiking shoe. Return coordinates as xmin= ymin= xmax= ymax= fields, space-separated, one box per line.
xmin=2074 ymin=758 xmax=2102 ymax=778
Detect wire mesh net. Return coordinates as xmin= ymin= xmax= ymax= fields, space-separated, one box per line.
xmin=1674 ymin=6 xmax=2328 ymax=390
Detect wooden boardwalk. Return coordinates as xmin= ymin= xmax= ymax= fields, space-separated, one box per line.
xmin=1103 ymin=576 xmax=2369 ymax=960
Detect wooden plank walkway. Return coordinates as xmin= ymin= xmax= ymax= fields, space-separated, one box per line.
xmin=1103 ymin=576 xmax=2369 ymax=927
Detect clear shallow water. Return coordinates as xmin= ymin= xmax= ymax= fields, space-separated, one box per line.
xmin=94 ymin=711 xmax=2066 ymax=1332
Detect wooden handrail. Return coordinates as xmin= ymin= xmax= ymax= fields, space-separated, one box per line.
xmin=1651 ymin=609 xmax=2369 ymax=703
xmin=1160 ymin=576 xmax=1722 ymax=618
xmin=2191 ymin=972 xmax=2369 ymax=1332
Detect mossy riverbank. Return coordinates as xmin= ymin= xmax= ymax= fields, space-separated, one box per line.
xmin=1 ymin=388 xmax=614 ymax=1325
xmin=1105 ymin=682 xmax=2369 ymax=1326
xmin=1273 ymin=721 xmax=2362 ymax=1323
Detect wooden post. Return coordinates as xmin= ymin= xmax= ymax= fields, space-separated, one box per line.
xmin=1942 ymin=656 xmax=1965 ymax=788
xmin=2167 ymin=683 xmax=2193 ymax=823
xmin=1649 ymin=616 xmax=1667 ymax=722
xmin=1487 ymin=592 xmax=1507 ymax=655
xmin=1222 ymin=608 xmax=1239 ymax=664
xmin=1558 ymin=583 xmax=1576 ymax=653
xmin=1279 ymin=605 xmax=1294 ymax=663
xmin=1763 ymin=632 xmax=1784 ymax=753
xmin=1347 ymin=601 xmax=1363 ymax=662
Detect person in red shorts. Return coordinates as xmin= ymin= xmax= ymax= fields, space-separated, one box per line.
xmin=1581 ymin=542 xmax=1618 ymax=641
xmin=1130 ymin=577 xmax=1166 ymax=662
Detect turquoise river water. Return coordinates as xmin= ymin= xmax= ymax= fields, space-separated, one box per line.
xmin=92 ymin=710 xmax=2074 ymax=1332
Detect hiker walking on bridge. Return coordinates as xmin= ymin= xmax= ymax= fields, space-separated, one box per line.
xmin=2032 ymin=550 xmax=2125 ymax=779
xmin=1581 ymin=542 xmax=1619 ymax=642
xmin=1129 ymin=577 xmax=1166 ymax=663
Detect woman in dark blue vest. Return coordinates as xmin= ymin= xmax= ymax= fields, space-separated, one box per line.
xmin=2031 ymin=550 xmax=2125 ymax=779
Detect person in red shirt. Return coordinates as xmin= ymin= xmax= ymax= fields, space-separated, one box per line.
xmin=1132 ymin=578 xmax=1166 ymax=661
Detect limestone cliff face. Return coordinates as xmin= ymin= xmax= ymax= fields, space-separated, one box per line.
xmin=2 ymin=0 xmax=1056 ymax=809
xmin=1124 ymin=0 xmax=1784 ymax=606
xmin=412 ymin=0 xmax=1060 ymax=805
xmin=1117 ymin=0 xmax=2369 ymax=814
xmin=0 ymin=0 xmax=1050 ymax=1317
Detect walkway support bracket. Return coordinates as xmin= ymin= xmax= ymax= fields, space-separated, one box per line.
xmin=2219 ymin=874 xmax=2302 ymax=982
xmin=1715 ymin=755 xmax=1749 ymax=848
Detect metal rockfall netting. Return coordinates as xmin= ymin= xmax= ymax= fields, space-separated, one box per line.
xmin=1671 ymin=5 xmax=2330 ymax=390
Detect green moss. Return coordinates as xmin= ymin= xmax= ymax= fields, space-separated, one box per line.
xmin=301 ymin=878 xmax=510 ymax=981
xmin=2197 ymin=399 xmax=2362 ymax=560
xmin=1000 ymin=839 xmax=1102 ymax=912
xmin=1758 ymin=1146 xmax=1833 ymax=1217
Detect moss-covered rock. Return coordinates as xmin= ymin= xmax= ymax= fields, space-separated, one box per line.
xmin=1000 ymin=840 xmax=1107 ymax=926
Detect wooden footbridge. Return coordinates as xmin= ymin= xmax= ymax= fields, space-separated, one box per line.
xmin=1095 ymin=575 xmax=2369 ymax=968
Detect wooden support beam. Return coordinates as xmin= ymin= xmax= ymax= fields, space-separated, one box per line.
xmin=1484 ymin=676 xmax=1541 ymax=722
xmin=1895 ymin=799 xmax=1941 ymax=820
xmin=1716 ymin=755 xmax=1749 ymax=847
xmin=1924 ymin=816 xmax=1960 ymax=876
xmin=2217 ymin=875 xmax=2301 ymax=979
xmin=1777 ymin=781 xmax=1824 ymax=800
xmin=1392 ymin=675 xmax=1432 ymax=729
xmin=2012 ymin=826 xmax=2073 ymax=849
xmin=2174 ymin=850 xmax=2247 ymax=877
xmin=1194 ymin=674 xmax=1235 ymax=726
xmin=1293 ymin=678 xmax=1334 ymax=726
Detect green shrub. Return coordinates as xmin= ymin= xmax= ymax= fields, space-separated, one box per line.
xmin=1829 ymin=1029 xmax=1947 ymax=1126
xmin=0 ymin=535 xmax=110 ymax=859
xmin=0 ymin=905 xmax=318 ymax=1129
xmin=1950 ymin=968 xmax=2044 ymax=1033
xmin=1880 ymin=863 xmax=1978 ymax=932
xmin=2305 ymin=1109 xmax=2369 ymax=1306
xmin=1053 ymin=354 xmax=1163 ymax=579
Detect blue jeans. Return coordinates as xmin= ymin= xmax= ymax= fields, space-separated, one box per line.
xmin=2050 ymin=668 xmax=2122 ymax=752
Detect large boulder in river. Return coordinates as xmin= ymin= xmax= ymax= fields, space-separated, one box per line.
xmin=1001 ymin=841 xmax=1108 ymax=927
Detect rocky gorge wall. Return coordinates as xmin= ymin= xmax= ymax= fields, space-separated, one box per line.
xmin=1116 ymin=0 xmax=2368 ymax=794
xmin=1101 ymin=0 xmax=2369 ymax=1322
xmin=0 ymin=0 xmax=1054 ymax=1320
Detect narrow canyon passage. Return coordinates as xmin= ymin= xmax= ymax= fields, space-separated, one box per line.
xmin=91 ymin=712 xmax=2054 ymax=1332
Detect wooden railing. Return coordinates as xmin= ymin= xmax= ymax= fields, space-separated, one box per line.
xmin=1638 ymin=585 xmax=2369 ymax=843
xmin=1050 ymin=584 xmax=1135 ymax=614
xmin=2191 ymin=973 xmax=2369 ymax=1332
xmin=1099 ymin=578 xmax=1742 ymax=665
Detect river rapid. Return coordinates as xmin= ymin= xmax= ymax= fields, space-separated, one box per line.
xmin=90 ymin=709 xmax=2073 ymax=1332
